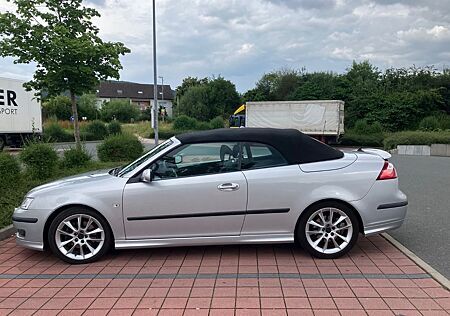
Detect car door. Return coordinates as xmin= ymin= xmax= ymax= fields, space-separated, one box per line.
xmin=240 ymin=142 xmax=302 ymax=235
xmin=122 ymin=142 xmax=248 ymax=239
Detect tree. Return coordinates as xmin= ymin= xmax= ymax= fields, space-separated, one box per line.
xmin=177 ymin=76 xmax=241 ymax=121
xmin=0 ymin=0 xmax=130 ymax=147
xmin=174 ymin=77 xmax=209 ymax=113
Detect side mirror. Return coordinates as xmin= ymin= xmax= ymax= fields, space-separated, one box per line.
xmin=174 ymin=155 xmax=183 ymax=164
xmin=141 ymin=169 xmax=153 ymax=183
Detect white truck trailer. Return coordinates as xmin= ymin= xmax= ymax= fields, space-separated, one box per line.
xmin=233 ymin=100 xmax=344 ymax=143
xmin=0 ymin=77 xmax=42 ymax=150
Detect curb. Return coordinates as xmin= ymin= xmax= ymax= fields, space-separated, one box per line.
xmin=0 ymin=225 xmax=15 ymax=241
xmin=382 ymin=233 xmax=450 ymax=291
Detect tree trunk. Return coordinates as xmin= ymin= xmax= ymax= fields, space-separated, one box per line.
xmin=70 ymin=91 xmax=81 ymax=148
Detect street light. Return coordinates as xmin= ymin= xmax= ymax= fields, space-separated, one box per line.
xmin=151 ymin=0 xmax=159 ymax=145
xmin=159 ymin=76 xmax=164 ymax=122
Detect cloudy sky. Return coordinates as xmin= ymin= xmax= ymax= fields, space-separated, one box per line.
xmin=1 ymin=0 xmax=449 ymax=92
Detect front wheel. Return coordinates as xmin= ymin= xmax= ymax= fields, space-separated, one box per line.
xmin=48 ymin=207 xmax=112 ymax=264
xmin=297 ymin=202 xmax=359 ymax=259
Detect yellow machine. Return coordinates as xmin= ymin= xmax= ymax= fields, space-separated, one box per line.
xmin=228 ymin=104 xmax=246 ymax=128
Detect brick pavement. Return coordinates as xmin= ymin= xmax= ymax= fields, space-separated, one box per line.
xmin=0 ymin=235 xmax=449 ymax=315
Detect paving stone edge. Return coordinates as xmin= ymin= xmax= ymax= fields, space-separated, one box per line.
xmin=383 ymin=232 xmax=450 ymax=291
xmin=0 ymin=225 xmax=15 ymax=241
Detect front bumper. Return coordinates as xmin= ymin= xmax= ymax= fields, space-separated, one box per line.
xmin=12 ymin=207 xmax=49 ymax=251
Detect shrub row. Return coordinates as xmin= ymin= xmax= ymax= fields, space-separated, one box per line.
xmin=383 ymin=131 xmax=450 ymax=150
xmin=44 ymin=120 xmax=122 ymax=143
xmin=16 ymin=132 xmax=143 ymax=180
xmin=173 ymin=115 xmax=224 ymax=131
xmin=340 ymin=133 xmax=384 ymax=147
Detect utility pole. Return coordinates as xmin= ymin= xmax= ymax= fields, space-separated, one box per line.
xmin=152 ymin=0 xmax=159 ymax=145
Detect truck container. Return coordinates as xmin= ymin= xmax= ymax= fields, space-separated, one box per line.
xmin=0 ymin=77 xmax=42 ymax=150
xmin=242 ymin=100 xmax=344 ymax=143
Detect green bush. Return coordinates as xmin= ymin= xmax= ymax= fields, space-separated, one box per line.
xmin=61 ymin=147 xmax=91 ymax=168
xmin=173 ymin=115 xmax=198 ymax=130
xmin=84 ymin=120 xmax=109 ymax=140
xmin=44 ymin=122 xmax=74 ymax=142
xmin=352 ymin=120 xmax=383 ymax=135
xmin=20 ymin=143 xmax=59 ymax=180
xmin=108 ymin=121 xmax=122 ymax=135
xmin=0 ymin=153 xmax=21 ymax=189
xmin=419 ymin=116 xmax=441 ymax=131
xmin=149 ymin=129 xmax=187 ymax=139
xmin=100 ymin=100 xmax=141 ymax=123
xmin=97 ymin=134 xmax=144 ymax=162
xmin=210 ymin=116 xmax=225 ymax=129
xmin=340 ymin=133 xmax=384 ymax=147
xmin=42 ymin=96 xmax=72 ymax=120
xmin=384 ymin=131 xmax=450 ymax=149
xmin=196 ymin=121 xmax=211 ymax=130
xmin=419 ymin=115 xmax=450 ymax=131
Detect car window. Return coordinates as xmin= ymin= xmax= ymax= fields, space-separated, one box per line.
xmin=151 ymin=142 xmax=241 ymax=180
xmin=118 ymin=139 xmax=173 ymax=177
xmin=241 ymin=142 xmax=288 ymax=170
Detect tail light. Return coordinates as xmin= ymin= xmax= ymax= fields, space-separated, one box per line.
xmin=377 ymin=160 xmax=397 ymax=180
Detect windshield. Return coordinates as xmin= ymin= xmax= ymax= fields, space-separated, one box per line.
xmin=117 ymin=139 xmax=174 ymax=177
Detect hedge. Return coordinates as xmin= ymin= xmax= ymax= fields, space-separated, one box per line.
xmin=97 ymin=134 xmax=144 ymax=162
xmin=384 ymin=131 xmax=450 ymax=149
xmin=340 ymin=133 xmax=384 ymax=147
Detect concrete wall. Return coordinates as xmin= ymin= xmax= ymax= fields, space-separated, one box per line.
xmin=398 ymin=145 xmax=431 ymax=156
xmin=397 ymin=144 xmax=450 ymax=157
xmin=431 ymin=144 xmax=450 ymax=157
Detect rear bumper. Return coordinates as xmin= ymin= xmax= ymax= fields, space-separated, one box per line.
xmin=350 ymin=179 xmax=408 ymax=236
xmin=363 ymin=205 xmax=407 ymax=236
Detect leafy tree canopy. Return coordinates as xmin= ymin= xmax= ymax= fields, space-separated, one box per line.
xmin=0 ymin=0 xmax=130 ymax=145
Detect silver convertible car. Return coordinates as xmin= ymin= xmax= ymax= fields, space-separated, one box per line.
xmin=13 ymin=128 xmax=407 ymax=264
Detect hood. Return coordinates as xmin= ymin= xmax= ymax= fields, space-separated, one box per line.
xmin=27 ymin=169 xmax=114 ymax=197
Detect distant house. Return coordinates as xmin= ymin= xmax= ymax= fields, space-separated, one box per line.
xmin=96 ymin=81 xmax=175 ymax=117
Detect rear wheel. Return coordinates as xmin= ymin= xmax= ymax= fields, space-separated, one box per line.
xmin=48 ymin=207 xmax=112 ymax=264
xmin=297 ymin=202 xmax=359 ymax=259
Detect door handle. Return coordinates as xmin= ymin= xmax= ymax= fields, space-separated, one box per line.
xmin=217 ymin=183 xmax=240 ymax=191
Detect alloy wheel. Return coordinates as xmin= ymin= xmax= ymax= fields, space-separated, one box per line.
xmin=55 ymin=214 xmax=105 ymax=260
xmin=305 ymin=207 xmax=353 ymax=254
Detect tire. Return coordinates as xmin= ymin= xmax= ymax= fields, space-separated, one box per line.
xmin=48 ymin=207 xmax=112 ymax=264
xmin=297 ymin=202 xmax=359 ymax=259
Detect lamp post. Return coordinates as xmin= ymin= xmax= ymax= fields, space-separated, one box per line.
xmin=159 ymin=76 xmax=165 ymax=122
xmin=151 ymin=0 xmax=159 ymax=145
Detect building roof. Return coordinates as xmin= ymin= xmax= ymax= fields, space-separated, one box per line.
xmin=176 ymin=128 xmax=344 ymax=164
xmin=97 ymin=81 xmax=174 ymax=100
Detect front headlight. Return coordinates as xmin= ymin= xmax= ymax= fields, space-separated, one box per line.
xmin=20 ymin=197 xmax=34 ymax=210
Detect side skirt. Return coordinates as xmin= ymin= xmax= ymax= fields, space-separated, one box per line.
xmin=115 ymin=234 xmax=294 ymax=250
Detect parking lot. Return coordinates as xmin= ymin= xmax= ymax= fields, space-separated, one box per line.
xmin=1 ymin=234 xmax=449 ymax=315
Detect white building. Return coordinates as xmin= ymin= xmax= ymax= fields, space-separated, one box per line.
xmin=96 ymin=81 xmax=175 ymax=117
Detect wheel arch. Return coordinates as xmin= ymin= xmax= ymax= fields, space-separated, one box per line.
xmin=43 ymin=204 xmax=115 ymax=250
xmin=294 ymin=198 xmax=364 ymax=243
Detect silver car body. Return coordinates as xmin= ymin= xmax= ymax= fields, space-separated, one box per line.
xmin=13 ymin=136 xmax=407 ymax=252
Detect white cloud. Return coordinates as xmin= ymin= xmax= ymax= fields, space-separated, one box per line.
xmin=0 ymin=0 xmax=449 ymax=91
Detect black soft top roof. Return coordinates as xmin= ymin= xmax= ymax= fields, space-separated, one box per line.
xmin=176 ymin=128 xmax=343 ymax=164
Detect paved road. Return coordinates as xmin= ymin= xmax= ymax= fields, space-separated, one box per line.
xmin=390 ymin=154 xmax=450 ymax=279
